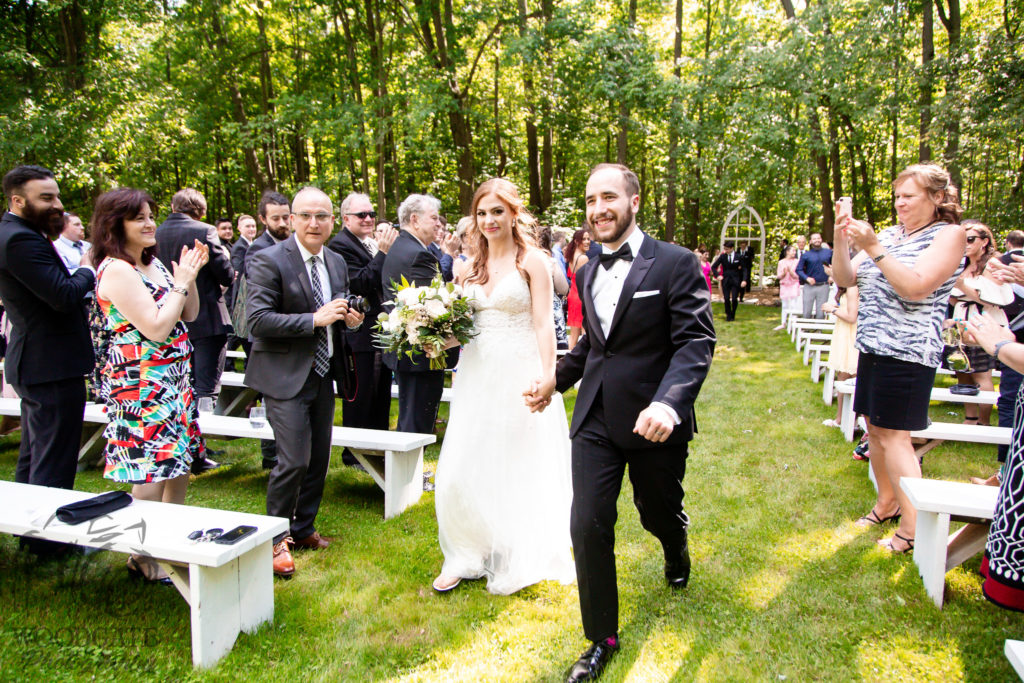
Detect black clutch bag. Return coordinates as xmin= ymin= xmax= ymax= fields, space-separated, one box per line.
xmin=55 ymin=490 xmax=133 ymax=525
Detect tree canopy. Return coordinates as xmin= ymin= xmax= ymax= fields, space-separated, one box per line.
xmin=2 ymin=0 xmax=1021 ymax=249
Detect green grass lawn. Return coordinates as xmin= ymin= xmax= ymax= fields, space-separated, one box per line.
xmin=1 ymin=303 xmax=1021 ymax=681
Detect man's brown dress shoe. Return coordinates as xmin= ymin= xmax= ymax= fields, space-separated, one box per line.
xmin=292 ymin=531 xmax=331 ymax=550
xmin=273 ymin=537 xmax=295 ymax=577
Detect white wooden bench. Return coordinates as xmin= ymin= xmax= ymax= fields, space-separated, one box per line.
xmin=835 ymin=380 xmax=1000 ymax=443
xmin=794 ymin=322 xmax=834 ymax=349
xmin=0 ymin=399 xmax=434 ymax=520
xmin=788 ymin=315 xmax=832 ymax=338
xmin=899 ymin=477 xmax=998 ymax=608
xmin=810 ymin=346 xmax=830 ymax=382
xmin=801 ymin=335 xmax=830 ymax=364
xmin=1006 ymin=640 xmax=1024 ymax=681
xmin=0 ymin=480 xmax=288 ymax=668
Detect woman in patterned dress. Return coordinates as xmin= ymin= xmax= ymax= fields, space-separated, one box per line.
xmin=831 ymin=163 xmax=965 ymax=554
xmin=965 ymin=310 xmax=1024 ymax=610
xmin=90 ymin=188 xmax=208 ymax=583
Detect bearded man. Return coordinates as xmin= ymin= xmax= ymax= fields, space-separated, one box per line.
xmin=0 ymin=165 xmax=95 ymax=557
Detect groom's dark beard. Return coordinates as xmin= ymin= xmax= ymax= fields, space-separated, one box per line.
xmin=21 ymin=202 xmax=64 ymax=238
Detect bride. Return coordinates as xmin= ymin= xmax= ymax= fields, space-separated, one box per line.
xmin=432 ymin=178 xmax=575 ymax=594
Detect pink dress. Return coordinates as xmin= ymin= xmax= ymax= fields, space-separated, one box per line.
xmin=701 ymin=262 xmax=712 ymax=291
xmin=777 ymin=259 xmax=799 ymax=299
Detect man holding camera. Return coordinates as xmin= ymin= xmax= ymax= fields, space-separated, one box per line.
xmin=328 ymin=194 xmax=398 ymax=451
xmin=245 ymin=187 xmax=364 ymax=577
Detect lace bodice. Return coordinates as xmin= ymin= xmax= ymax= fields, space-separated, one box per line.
xmin=462 ymin=271 xmax=538 ymax=361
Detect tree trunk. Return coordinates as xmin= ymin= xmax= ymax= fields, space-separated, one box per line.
xmin=664 ymin=0 xmax=683 ymax=245
xmin=936 ymin=0 xmax=962 ymax=188
xmin=616 ymin=0 xmax=638 ymax=165
xmin=918 ymin=0 xmax=934 ymax=161
xmin=518 ymin=0 xmax=540 ymax=210
xmin=493 ymin=54 xmax=507 ymax=177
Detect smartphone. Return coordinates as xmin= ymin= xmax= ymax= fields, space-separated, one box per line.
xmin=837 ymin=196 xmax=852 ymax=219
xmin=213 ymin=524 xmax=257 ymax=545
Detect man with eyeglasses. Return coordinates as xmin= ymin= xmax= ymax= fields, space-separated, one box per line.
xmin=245 ymin=187 xmax=364 ymax=577
xmin=328 ymin=194 xmax=398 ymax=457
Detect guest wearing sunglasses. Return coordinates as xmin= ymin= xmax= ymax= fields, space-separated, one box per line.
xmin=328 ymin=194 xmax=399 ymax=451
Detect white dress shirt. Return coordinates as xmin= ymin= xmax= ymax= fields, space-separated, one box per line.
xmin=295 ymin=236 xmax=334 ymax=357
xmin=591 ymin=226 xmax=680 ymax=425
xmin=54 ymin=235 xmax=91 ymax=273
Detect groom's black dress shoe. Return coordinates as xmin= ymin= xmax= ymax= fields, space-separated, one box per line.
xmin=565 ymin=638 xmax=619 ymax=682
xmin=664 ymin=535 xmax=691 ymax=590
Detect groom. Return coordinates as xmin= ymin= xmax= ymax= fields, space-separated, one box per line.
xmin=526 ymin=163 xmax=715 ymax=682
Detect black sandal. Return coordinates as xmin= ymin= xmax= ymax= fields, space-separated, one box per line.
xmin=880 ymin=532 xmax=915 ymax=554
xmin=855 ymin=507 xmax=901 ymax=528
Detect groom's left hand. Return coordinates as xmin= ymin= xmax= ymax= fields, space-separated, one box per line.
xmin=634 ymin=404 xmax=675 ymax=443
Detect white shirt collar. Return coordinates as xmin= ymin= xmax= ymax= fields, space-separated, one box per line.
xmin=294 ymin=234 xmax=323 ymax=262
xmin=601 ymin=225 xmax=646 ymax=257
xmin=58 ymin=234 xmax=82 ymax=248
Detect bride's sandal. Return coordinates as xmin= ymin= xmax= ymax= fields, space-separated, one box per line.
xmin=432 ymin=574 xmax=462 ymax=593
xmin=879 ymin=532 xmax=915 ymax=554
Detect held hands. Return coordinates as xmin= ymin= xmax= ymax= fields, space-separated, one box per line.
xmin=523 ymin=375 xmax=556 ymax=413
xmin=634 ymin=404 xmax=675 ymax=443
xmin=173 ymin=240 xmax=210 ymax=288
xmin=963 ymin=312 xmax=1013 ymax=356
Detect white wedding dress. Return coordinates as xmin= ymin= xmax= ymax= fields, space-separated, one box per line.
xmin=435 ymin=270 xmax=576 ymax=594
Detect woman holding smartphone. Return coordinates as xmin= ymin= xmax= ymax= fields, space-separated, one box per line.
xmin=830 ymin=163 xmax=965 ymax=554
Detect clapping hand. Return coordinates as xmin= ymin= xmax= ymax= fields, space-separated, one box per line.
xmin=173 ymin=240 xmax=209 ymax=287
xmin=963 ymin=311 xmax=1013 ymax=356
xmin=440 ymin=232 xmax=460 ymax=258
xmin=523 ymin=376 xmax=555 ymax=413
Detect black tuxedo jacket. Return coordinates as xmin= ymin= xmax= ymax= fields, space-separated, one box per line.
xmin=244 ymin=237 xmax=353 ymax=401
xmin=328 ymin=228 xmax=387 ymax=354
xmin=155 ymin=213 xmax=233 ymax=340
xmin=555 ymin=234 xmax=716 ymax=449
xmin=0 ymin=211 xmax=95 ymax=386
xmin=380 ymin=230 xmax=449 ymax=372
xmin=711 ymin=251 xmax=745 ymax=282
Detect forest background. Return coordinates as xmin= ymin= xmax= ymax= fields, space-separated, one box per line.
xmin=1 ymin=0 xmax=1022 ymax=251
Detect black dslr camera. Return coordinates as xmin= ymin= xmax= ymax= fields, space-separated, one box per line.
xmin=345 ymin=294 xmax=371 ymax=314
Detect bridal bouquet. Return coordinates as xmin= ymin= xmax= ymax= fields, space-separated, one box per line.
xmin=375 ymin=273 xmax=477 ymax=370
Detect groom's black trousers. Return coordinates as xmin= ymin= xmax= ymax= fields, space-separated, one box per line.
xmin=570 ymin=399 xmax=689 ymax=642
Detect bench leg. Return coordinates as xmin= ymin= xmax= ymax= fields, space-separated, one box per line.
xmin=384 ymin=447 xmax=424 ymax=520
xmin=76 ymin=424 xmax=107 ymax=471
xmin=841 ymin=397 xmax=855 ymax=442
xmin=945 ymin=521 xmax=990 ymax=571
xmin=183 ymin=542 xmax=274 ymax=669
xmin=914 ymin=510 xmax=952 ymax=608
xmin=822 ymin=367 xmax=834 ymax=406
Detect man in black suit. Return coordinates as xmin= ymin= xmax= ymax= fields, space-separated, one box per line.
xmin=380 ymin=194 xmax=457 ymax=434
xmin=0 ymin=165 xmax=96 ymax=557
xmin=245 ymin=187 xmax=364 ymax=577
xmin=711 ymin=242 xmax=746 ymax=321
xmin=527 ymin=164 xmax=715 ymax=682
xmin=240 ymin=192 xmax=292 ymax=470
xmin=327 ymin=193 xmax=399 ymax=448
xmin=156 ymin=188 xmax=233 ymax=473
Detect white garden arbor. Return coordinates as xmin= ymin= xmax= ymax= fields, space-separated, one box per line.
xmin=719 ymin=205 xmax=767 ymax=289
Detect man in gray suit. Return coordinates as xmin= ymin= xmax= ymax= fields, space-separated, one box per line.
xmin=245 ymin=187 xmax=364 ymax=577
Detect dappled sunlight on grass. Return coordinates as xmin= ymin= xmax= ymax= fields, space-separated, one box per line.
xmin=734 ymin=359 xmax=782 ymax=375
xmin=856 ymin=635 xmax=965 ymax=681
xmin=739 ymin=525 xmax=864 ymax=609
xmin=621 ymin=626 xmax=694 ymax=683
xmin=389 ymin=581 xmax=578 ymax=682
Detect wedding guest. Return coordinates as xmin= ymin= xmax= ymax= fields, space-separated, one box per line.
xmin=451 ymin=216 xmax=474 ymax=284
xmin=821 ymin=286 xmax=859 ymax=429
xmin=91 ymin=187 xmax=208 ymax=582
xmin=538 ymin=225 xmax=570 ymax=350
xmin=698 ymin=249 xmax=713 ymax=292
xmin=432 ymin=178 xmax=574 ymax=594
xmin=53 ymin=212 xmax=91 ymax=273
xmin=964 ymin=312 xmax=1024 ymax=610
xmin=711 ymin=242 xmax=745 ymax=321
xmin=946 ymin=220 xmax=1009 ymax=425
xmin=564 ymin=228 xmax=591 ymax=349
xmin=832 ymin=162 xmax=965 ymax=554
xmin=796 ymin=232 xmax=832 ymax=319
xmin=775 ymin=246 xmax=800 ymax=330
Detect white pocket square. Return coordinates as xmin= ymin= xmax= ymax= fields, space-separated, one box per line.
xmin=633 ymin=290 xmax=660 ymax=299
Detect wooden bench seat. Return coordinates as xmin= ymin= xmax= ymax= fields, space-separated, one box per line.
xmin=0 ymin=398 xmax=434 ymax=520
xmin=900 ymin=477 xmax=998 ymax=608
xmin=0 ymin=480 xmax=289 ymax=668
xmin=1006 ymin=640 xmax=1024 ymax=681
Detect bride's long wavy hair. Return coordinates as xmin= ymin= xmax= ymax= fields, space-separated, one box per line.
xmin=464 ymin=178 xmax=537 ymax=286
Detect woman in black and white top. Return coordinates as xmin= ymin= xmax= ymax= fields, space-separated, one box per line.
xmin=831 ymin=163 xmax=966 ymax=554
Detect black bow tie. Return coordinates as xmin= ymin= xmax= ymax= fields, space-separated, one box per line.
xmin=599 ymin=244 xmax=633 ymax=270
